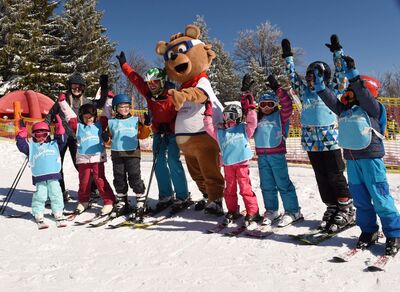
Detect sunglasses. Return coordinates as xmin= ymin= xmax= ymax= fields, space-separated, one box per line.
xmin=163 ymin=39 xmax=205 ymax=61
xmin=32 ymin=131 xmax=50 ymax=140
xmin=71 ymin=84 xmax=84 ymax=91
xmin=259 ymin=100 xmax=278 ymax=109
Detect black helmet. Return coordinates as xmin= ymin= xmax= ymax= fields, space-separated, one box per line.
xmin=79 ymin=103 xmax=97 ymax=123
xmin=306 ymin=61 xmax=331 ymax=83
xmin=68 ymin=72 xmax=86 ymax=88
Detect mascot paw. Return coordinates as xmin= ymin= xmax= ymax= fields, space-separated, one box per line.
xmin=169 ymin=89 xmax=186 ymax=111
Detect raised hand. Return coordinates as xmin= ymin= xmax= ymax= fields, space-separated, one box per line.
xmin=325 ymin=34 xmax=342 ymax=53
xmin=281 ymin=39 xmax=293 ymax=58
xmin=241 ymin=74 xmax=254 ymax=92
xmin=267 ymin=75 xmax=280 ymax=92
xmin=54 ymin=114 xmax=65 ymax=135
xmin=116 ymin=51 xmax=127 ymax=67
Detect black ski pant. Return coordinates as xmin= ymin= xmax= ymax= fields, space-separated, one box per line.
xmin=111 ymin=156 xmax=145 ymax=194
xmin=307 ymin=149 xmax=351 ymax=206
xmin=59 ymin=135 xmax=97 ymax=194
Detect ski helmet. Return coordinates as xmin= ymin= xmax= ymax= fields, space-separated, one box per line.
xmin=360 ymin=75 xmax=381 ymax=98
xmin=223 ymin=104 xmax=243 ymax=124
xmin=79 ymin=103 xmax=97 ymax=123
xmin=112 ymin=94 xmax=132 ymax=111
xmin=144 ymin=67 xmax=166 ymax=82
xmin=306 ymin=61 xmax=331 ymax=84
xmin=68 ymin=72 xmax=86 ymax=87
xmin=259 ymin=92 xmax=278 ymax=103
xmin=32 ymin=122 xmax=50 ymax=133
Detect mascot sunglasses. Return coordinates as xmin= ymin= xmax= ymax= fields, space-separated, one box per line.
xmin=163 ymin=39 xmax=204 ymax=61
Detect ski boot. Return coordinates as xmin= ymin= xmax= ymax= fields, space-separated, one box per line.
xmin=75 ymin=202 xmax=90 ymax=214
xmin=262 ymin=210 xmax=281 ymax=226
xmin=111 ymin=194 xmax=131 ymax=217
xmin=385 ymin=237 xmax=400 ymax=256
xmin=195 ymin=193 xmax=208 ymax=211
xmin=204 ymin=199 xmax=224 ymax=216
xmin=134 ymin=193 xmax=147 ymax=221
xmin=319 ymin=204 xmax=338 ymax=230
xmin=328 ymin=198 xmax=355 ymax=233
xmin=243 ymin=213 xmax=262 ymax=230
xmin=277 ymin=210 xmax=303 ymax=227
xmin=170 ymin=197 xmax=191 ymax=214
xmin=152 ymin=196 xmax=173 ymax=213
xmin=63 ymin=190 xmax=71 ymax=203
xmin=222 ymin=208 xmax=242 ymax=226
xmin=356 ymin=231 xmax=379 ymax=249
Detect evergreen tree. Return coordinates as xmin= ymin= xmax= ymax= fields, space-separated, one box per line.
xmin=59 ymin=0 xmax=116 ymax=97
xmin=193 ymin=15 xmax=240 ymax=103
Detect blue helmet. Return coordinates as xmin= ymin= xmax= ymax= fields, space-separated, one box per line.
xmin=259 ymin=91 xmax=278 ymax=102
xmin=112 ymin=94 xmax=131 ymax=110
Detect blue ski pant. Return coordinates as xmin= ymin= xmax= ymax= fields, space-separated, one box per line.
xmin=258 ymin=154 xmax=300 ymax=214
xmin=347 ymin=158 xmax=400 ymax=238
xmin=32 ymin=179 xmax=64 ymax=216
xmin=153 ymin=133 xmax=189 ymax=200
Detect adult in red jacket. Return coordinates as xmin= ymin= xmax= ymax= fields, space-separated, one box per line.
xmin=117 ymin=52 xmax=189 ymax=212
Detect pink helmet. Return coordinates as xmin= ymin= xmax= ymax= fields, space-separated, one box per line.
xmin=32 ymin=122 xmax=50 ymax=132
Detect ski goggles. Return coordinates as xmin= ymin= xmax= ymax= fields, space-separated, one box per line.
xmin=223 ymin=111 xmax=239 ymax=122
xmin=259 ymin=100 xmax=278 ymax=109
xmin=163 ymin=39 xmax=205 ymax=61
xmin=32 ymin=130 xmax=50 ymax=140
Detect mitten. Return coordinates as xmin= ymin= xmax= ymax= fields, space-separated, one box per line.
xmin=116 ymin=51 xmax=126 ymax=67
xmin=281 ymin=39 xmax=293 ymax=58
xmin=241 ymin=74 xmax=254 ymax=92
xmin=325 ymin=34 xmax=342 ymax=53
xmin=58 ymin=93 xmax=66 ymax=102
xmin=267 ymin=75 xmax=280 ymax=92
xmin=203 ymin=100 xmax=213 ymax=116
xmin=342 ymin=55 xmax=360 ymax=80
xmin=54 ymin=114 xmax=65 ymax=135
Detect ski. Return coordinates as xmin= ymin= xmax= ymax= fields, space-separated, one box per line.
xmin=55 ymin=219 xmax=68 ymax=228
xmin=244 ymin=225 xmax=274 ymax=239
xmin=7 ymin=211 xmax=30 ymax=218
xmin=367 ymin=255 xmax=395 ymax=272
xmin=36 ymin=221 xmax=50 ymax=230
xmin=224 ymin=226 xmax=247 ymax=237
xmin=74 ymin=213 xmax=106 ymax=226
xmin=206 ymin=223 xmax=227 ymax=234
xmin=87 ymin=214 xmax=115 ymax=228
xmin=290 ymin=224 xmax=355 ymax=245
xmin=332 ymin=247 xmax=362 ymax=262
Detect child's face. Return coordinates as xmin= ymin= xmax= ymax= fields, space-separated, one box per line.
xmin=83 ymin=113 xmax=95 ymax=125
xmin=117 ymin=103 xmax=131 ymax=116
xmin=259 ymin=100 xmax=277 ymax=115
xmin=32 ymin=130 xmax=49 ymax=144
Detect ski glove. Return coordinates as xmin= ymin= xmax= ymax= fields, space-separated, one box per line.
xmin=203 ymin=100 xmax=213 ymax=116
xmin=342 ymin=56 xmax=360 ymax=80
xmin=267 ymin=75 xmax=280 ymax=92
xmin=313 ymin=64 xmax=326 ymax=92
xmin=58 ymin=93 xmax=66 ymax=102
xmin=100 ymin=74 xmax=108 ymax=88
xmin=281 ymin=39 xmax=293 ymax=58
xmin=116 ymin=51 xmax=127 ymax=67
xmin=144 ymin=112 xmax=151 ymax=126
xmin=240 ymin=93 xmax=256 ymax=115
xmin=157 ymin=123 xmax=170 ymax=134
xmin=325 ymin=34 xmax=342 ymax=53
xmin=241 ymin=74 xmax=254 ymax=92
xmin=54 ymin=114 xmax=65 ymax=135
xmin=17 ymin=127 xmax=28 ymax=139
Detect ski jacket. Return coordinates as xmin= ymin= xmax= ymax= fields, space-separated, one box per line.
xmin=121 ymin=63 xmax=177 ymax=134
xmin=285 ymin=50 xmax=346 ymax=152
xmin=204 ymin=110 xmax=257 ymax=166
xmin=255 ymin=87 xmax=292 ymax=155
xmin=16 ymin=133 xmax=67 ymax=185
xmin=317 ymin=79 xmax=385 ymax=160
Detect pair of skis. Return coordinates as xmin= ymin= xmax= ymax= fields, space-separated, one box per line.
xmin=289 ymin=223 xmax=355 ymax=245
xmin=35 ymin=216 xmax=68 ymax=229
xmin=108 ymin=200 xmax=195 ymax=229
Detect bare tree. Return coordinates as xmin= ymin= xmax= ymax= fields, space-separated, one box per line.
xmin=380 ymin=70 xmax=400 ymax=97
xmin=234 ymin=21 xmax=303 ymax=98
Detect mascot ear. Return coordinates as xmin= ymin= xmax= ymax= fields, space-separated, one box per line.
xmin=185 ymin=25 xmax=201 ymax=39
xmin=156 ymin=41 xmax=168 ymax=55
xmin=205 ymin=44 xmax=216 ymax=60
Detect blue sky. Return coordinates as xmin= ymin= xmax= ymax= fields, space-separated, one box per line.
xmin=97 ymin=0 xmax=400 ymax=77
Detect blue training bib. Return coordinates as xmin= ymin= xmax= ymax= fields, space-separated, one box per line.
xmin=108 ymin=116 xmax=139 ymax=151
xmin=77 ymin=122 xmax=104 ymax=155
xmin=301 ymin=88 xmax=336 ymax=127
xmin=254 ymin=110 xmax=283 ymax=148
xmin=29 ymin=141 xmax=61 ymax=177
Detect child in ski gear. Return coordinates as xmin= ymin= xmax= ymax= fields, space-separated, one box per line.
xmin=254 ymin=75 xmax=302 ymax=227
xmin=315 ymin=55 xmax=400 ymax=256
xmin=16 ymin=116 xmax=66 ymax=224
xmin=203 ymin=92 xmax=259 ymax=229
xmin=282 ymin=36 xmax=353 ymax=232
xmin=155 ymin=24 xmax=225 ymax=215
xmin=102 ymin=93 xmax=151 ymax=219
xmin=58 ymin=95 xmax=115 ymax=215
xmin=45 ymin=72 xmax=108 ymax=201
xmin=117 ymin=53 xmax=189 ymax=212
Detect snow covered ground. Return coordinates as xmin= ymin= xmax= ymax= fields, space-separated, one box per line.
xmin=0 ymin=139 xmax=399 ymax=292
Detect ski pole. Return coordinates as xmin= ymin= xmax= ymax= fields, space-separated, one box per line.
xmin=139 ymin=133 xmax=164 ymax=220
xmin=0 ymin=156 xmax=28 ymax=215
